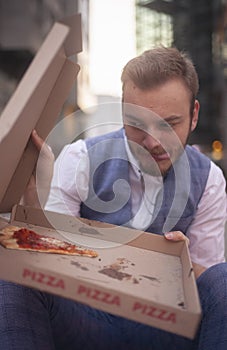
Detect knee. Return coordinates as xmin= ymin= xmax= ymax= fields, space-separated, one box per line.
xmin=0 ymin=279 xmax=25 ymax=293
xmin=0 ymin=279 xmax=30 ymax=291
xmin=0 ymin=279 xmax=42 ymax=305
xmin=197 ymin=262 xmax=227 ymax=290
xmin=197 ymin=263 xmax=227 ymax=308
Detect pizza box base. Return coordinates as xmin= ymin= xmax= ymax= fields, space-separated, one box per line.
xmin=0 ymin=205 xmax=201 ymax=339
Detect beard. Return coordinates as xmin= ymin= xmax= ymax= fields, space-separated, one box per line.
xmin=127 ymin=137 xmax=188 ymax=177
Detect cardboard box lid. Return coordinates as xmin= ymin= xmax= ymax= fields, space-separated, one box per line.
xmin=0 ymin=14 xmax=82 ymax=213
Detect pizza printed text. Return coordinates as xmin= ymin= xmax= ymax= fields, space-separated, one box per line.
xmin=22 ymin=268 xmax=65 ymax=289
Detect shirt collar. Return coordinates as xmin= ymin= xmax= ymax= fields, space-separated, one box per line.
xmin=123 ymin=129 xmax=141 ymax=178
xmin=123 ymin=128 xmax=162 ymax=185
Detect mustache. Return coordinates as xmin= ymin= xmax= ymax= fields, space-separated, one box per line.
xmin=135 ymin=146 xmax=168 ymax=157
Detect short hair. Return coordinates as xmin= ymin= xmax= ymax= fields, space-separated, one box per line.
xmin=121 ymin=47 xmax=199 ymax=115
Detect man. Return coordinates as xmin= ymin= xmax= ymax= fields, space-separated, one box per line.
xmin=1 ymin=47 xmax=227 ymax=349
xmin=46 ymin=47 xmax=225 ymax=270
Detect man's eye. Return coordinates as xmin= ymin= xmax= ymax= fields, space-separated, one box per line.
xmin=129 ymin=121 xmax=144 ymax=127
xmin=125 ymin=117 xmax=145 ymax=129
xmin=159 ymin=123 xmax=174 ymax=130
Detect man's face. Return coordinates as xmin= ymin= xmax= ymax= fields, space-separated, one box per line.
xmin=123 ymin=79 xmax=199 ymax=176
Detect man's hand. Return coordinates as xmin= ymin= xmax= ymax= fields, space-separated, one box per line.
xmin=21 ymin=130 xmax=54 ymax=208
xmin=164 ymin=231 xmax=207 ymax=279
xmin=164 ymin=231 xmax=189 ymax=244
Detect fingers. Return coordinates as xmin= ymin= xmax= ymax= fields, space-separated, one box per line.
xmin=26 ymin=129 xmax=55 ymax=208
xmin=164 ymin=233 xmax=207 ymax=279
xmin=31 ymin=129 xmax=54 ymax=161
xmin=164 ymin=231 xmax=189 ymax=245
xmin=31 ymin=129 xmax=44 ymax=151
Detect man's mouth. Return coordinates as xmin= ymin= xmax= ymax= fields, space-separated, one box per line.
xmin=149 ymin=152 xmax=170 ymax=161
xmin=134 ymin=146 xmax=171 ymax=163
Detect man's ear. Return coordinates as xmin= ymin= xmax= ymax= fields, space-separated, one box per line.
xmin=191 ymin=100 xmax=200 ymax=132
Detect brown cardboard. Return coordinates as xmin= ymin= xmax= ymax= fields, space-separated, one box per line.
xmin=0 ymin=205 xmax=201 ymax=339
xmin=0 ymin=14 xmax=82 ymax=213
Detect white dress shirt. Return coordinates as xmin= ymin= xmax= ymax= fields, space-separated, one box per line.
xmin=46 ymin=135 xmax=227 ymax=268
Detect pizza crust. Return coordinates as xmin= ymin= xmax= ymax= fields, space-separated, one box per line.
xmin=0 ymin=226 xmax=19 ymax=248
xmin=0 ymin=225 xmax=20 ymax=238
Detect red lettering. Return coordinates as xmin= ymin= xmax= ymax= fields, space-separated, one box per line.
xmin=132 ymin=301 xmax=147 ymax=313
xmin=132 ymin=301 xmax=176 ymax=324
xmin=166 ymin=313 xmax=176 ymax=323
xmin=147 ymin=306 xmax=156 ymax=317
xmin=37 ymin=272 xmax=45 ymax=284
xmin=78 ymin=284 xmax=88 ymax=295
xmin=55 ymin=278 xmax=65 ymax=289
xmin=92 ymin=289 xmax=101 ymax=301
xmin=110 ymin=295 xmax=121 ymax=306
xmin=157 ymin=309 xmax=167 ymax=320
xmin=46 ymin=275 xmax=56 ymax=287
xmin=23 ymin=268 xmax=32 ymax=278
xmin=22 ymin=268 xmax=65 ymax=290
xmin=102 ymin=292 xmax=110 ymax=303
xmin=77 ymin=284 xmax=121 ymax=307
xmin=132 ymin=302 xmax=142 ymax=311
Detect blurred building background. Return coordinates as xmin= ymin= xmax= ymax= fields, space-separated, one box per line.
xmin=1 ymin=0 xmax=227 ymax=178
xmin=136 ymin=0 xmax=227 ymax=178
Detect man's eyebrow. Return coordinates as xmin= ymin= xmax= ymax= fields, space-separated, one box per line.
xmin=124 ymin=113 xmax=183 ymax=124
xmin=163 ymin=115 xmax=182 ymax=123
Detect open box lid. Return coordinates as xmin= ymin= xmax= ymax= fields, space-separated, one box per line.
xmin=0 ymin=13 xmax=82 ymax=213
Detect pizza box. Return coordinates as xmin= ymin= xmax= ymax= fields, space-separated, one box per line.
xmin=0 ymin=14 xmax=201 ymax=340
xmin=0 ymin=204 xmax=201 ymax=339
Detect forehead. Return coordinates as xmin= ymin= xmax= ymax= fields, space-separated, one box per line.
xmin=123 ymin=79 xmax=191 ymax=117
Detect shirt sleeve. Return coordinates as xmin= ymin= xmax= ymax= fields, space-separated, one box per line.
xmin=45 ymin=139 xmax=89 ymax=216
xmin=187 ymin=161 xmax=227 ymax=268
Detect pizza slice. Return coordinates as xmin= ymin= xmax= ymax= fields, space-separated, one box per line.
xmin=0 ymin=225 xmax=98 ymax=257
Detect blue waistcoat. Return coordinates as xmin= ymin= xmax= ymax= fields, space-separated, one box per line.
xmin=80 ymin=128 xmax=210 ymax=235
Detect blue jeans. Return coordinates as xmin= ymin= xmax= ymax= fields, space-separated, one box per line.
xmin=0 ymin=262 xmax=227 ymax=350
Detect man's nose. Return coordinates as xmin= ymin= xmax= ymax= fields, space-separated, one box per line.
xmin=142 ymin=131 xmax=162 ymax=149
